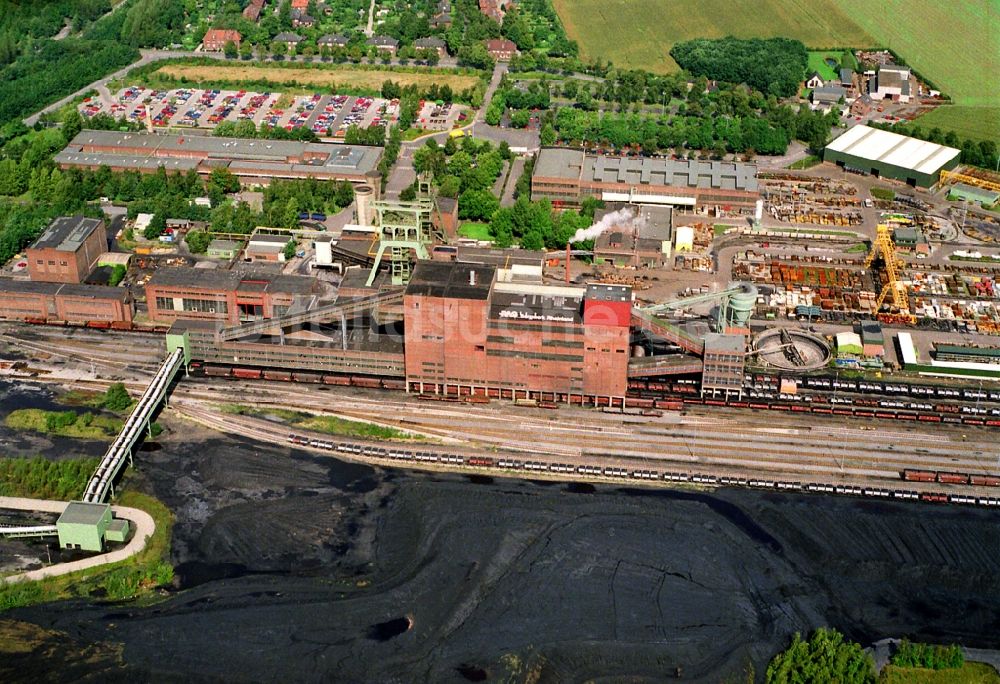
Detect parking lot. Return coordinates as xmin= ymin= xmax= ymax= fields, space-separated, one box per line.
xmin=81 ymin=87 xmax=398 ymax=138
xmin=80 ymin=86 xmax=468 ymax=138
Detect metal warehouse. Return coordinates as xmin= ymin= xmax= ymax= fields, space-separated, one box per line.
xmin=823 ymin=125 xmax=960 ymax=188
xmin=55 ymin=130 xmax=383 ymax=187
xmin=531 ymin=148 xmax=759 ymax=213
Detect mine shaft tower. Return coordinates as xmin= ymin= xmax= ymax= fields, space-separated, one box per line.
xmin=366 ymin=177 xmax=438 ymax=287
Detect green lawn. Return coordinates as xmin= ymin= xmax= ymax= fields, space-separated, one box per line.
xmin=788 ymin=155 xmax=823 ymax=169
xmin=808 ymin=51 xmax=842 ymax=81
xmin=458 ymin=222 xmax=493 ymax=240
xmin=294 ymin=415 xmax=420 ymax=441
xmin=880 ymin=662 xmax=1000 ymax=684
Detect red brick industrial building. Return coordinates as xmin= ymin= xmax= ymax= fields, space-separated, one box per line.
xmin=26 ymin=216 xmax=107 ymax=284
xmin=146 ymin=268 xmax=323 ymax=324
xmin=0 ymin=280 xmax=133 ymax=324
xmin=403 ymin=261 xmax=631 ymax=400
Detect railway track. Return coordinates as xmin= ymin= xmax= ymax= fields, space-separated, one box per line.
xmin=5 ymin=329 xmax=1000 ymax=500
xmin=171 ymin=405 xmax=1000 ymax=509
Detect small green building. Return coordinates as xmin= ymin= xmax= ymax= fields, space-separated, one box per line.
xmin=57 ymin=501 xmax=112 ymax=552
xmin=207 ymin=239 xmax=240 ymax=259
xmin=949 ymin=183 xmax=1000 ymax=207
xmin=105 ymin=518 xmax=130 ymax=543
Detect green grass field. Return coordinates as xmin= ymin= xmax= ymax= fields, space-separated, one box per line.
xmin=553 ymin=0 xmax=999 ymax=140
xmin=458 ymin=222 xmax=492 ymax=240
xmin=808 ymin=51 xmax=842 ymax=81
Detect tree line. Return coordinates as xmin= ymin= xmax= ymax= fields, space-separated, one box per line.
xmin=551 ymin=103 xmax=837 ymax=156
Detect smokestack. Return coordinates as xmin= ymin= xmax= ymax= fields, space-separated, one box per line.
xmin=565 ymin=243 xmax=571 ymax=285
xmin=469 ymin=269 xmax=476 ymax=286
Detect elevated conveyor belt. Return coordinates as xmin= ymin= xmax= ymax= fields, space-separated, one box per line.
xmin=627 ymin=355 xmax=704 ymax=377
xmin=218 ymin=290 xmax=403 ymax=341
xmin=0 ymin=524 xmax=58 ymax=538
xmin=82 ymin=348 xmax=184 ymax=504
xmin=630 ymin=310 xmax=705 ymax=356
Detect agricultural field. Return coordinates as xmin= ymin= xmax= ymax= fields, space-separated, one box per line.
xmin=551 ymin=0 xmax=874 ymax=73
xmin=834 ymin=0 xmax=998 ymax=107
xmin=552 ymin=0 xmax=998 ymax=141
xmin=153 ymin=64 xmax=481 ymax=94
xmin=913 ymin=105 xmax=1000 ymax=144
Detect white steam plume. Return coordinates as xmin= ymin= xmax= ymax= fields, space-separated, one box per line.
xmin=569 ymin=207 xmax=646 ymax=243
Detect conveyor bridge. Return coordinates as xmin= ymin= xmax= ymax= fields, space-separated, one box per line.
xmin=82 ymin=348 xmax=185 ymax=503
xmin=0 ymin=349 xmax=185 ymax=539
xmin=218 ymin=290 xmax=403 ymax=341
xmin=630 ymin=310 xmax=706 ymax=356
xmin=627 ymin=355 xmax=704 ymax=377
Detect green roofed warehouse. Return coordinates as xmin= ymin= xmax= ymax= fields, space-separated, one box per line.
xmin=824 ymin=125 xmax=960 ymax=189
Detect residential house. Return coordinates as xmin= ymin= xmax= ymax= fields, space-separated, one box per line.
xmin=839 ymin=68 xmax=854 ymax=87
xmin=367 ymin=35 xmax=399 ymax=55
xmin=273 ymin=32 xmax=304 ymax=51
xmin=414 ymin=36 xmax=448 ymax=58
xmin=869 ymin=64 xmax=913 ymax=103
xmin=804 ymin=72 xmax=825 ymax=89
xmin=318 ymin=34 xmax=349 ymax=50
xmin=203 ymin=28 xmax=241 ymax=52
xmin=478 ymin=0 xmax=506 ymax=23
xmin=291 ymin=9 xmax=315 ymax=28
xmin=850 ymin=93 xmax=874 ymax=118
xmin=485 ymin=38 xmax=518 ymax=61
xmin=812 ymin=84 xmax=849 ymax=109
xmin=242 ymin=0 xmax=266 ymax=22
xmin=431 ymin=0 xmax=452 ymax=28
xmin=290 ymin=0 xmax=308 ymax=8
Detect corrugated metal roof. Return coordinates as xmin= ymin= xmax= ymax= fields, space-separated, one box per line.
xmin=826 ymin=125 xmax=960 ymax=175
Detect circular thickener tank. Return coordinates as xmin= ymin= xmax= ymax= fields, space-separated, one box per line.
xmin=355 ymin=185 xmax=374 ymax=226
xmin=726 ymin=281 xmax=758 ymax=326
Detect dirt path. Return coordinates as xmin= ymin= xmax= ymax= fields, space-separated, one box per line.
xmin=0 ymin=497 xmax=155 ymax=583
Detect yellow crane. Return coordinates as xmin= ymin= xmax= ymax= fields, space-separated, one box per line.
xmin=940 ymin=169 xmax=1000 ymax=194
xmin=864 ymin=224 xmax=909 ymax=312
